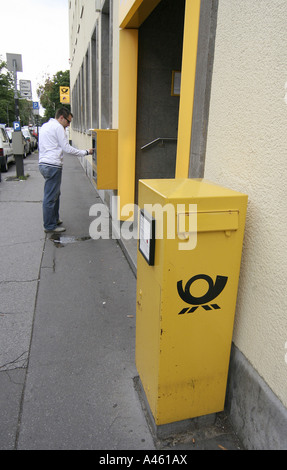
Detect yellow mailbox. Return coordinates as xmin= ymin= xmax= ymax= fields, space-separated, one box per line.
xmin=136 ymin=178 xmax=248 ymax=426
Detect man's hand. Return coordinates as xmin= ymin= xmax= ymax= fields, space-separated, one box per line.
xmin=88 ymin=149 xmax=94 ymax=155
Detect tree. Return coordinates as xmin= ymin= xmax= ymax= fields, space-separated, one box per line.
xmin=0 ymin=57 xmax=34 ymax=126
xmin=37 ymin=70 xmax=70 ymax=122
xmin=0 ymin=59 xmax=15 ymax=125
xmin=19 ymin=99 xmax=33 ymax=126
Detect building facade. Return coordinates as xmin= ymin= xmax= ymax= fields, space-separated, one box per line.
xmin=68 ymin=0 xmax=287 ymax=449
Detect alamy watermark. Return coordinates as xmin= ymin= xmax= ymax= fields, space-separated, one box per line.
xmin=89 ymin=196 xmax=198 ymax=251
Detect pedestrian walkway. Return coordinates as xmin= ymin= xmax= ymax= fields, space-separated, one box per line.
xmin=0 ymin=152 xmax=243 ymax=451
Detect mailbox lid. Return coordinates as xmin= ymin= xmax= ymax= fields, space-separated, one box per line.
xmin=139 ymin=178 xmax=247 ymax=201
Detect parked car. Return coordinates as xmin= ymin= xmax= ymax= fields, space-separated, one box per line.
xmin=22 ymin=134 xmax=30 ymax=157
xmin=30 ymin=132 xmax=37 ymax=150
xmin=28 ymin=127 xmax=38 ymax=150
xmin=0 ymin=124 xmax=15 ymax=172
xmin=5 ymin=128 xmax=12 ymax=139
xmin=21 ymin=128 xmax=33 ymax=153
xmin=31 ymin=126 xmax=38 ymax=139
xmin=22 ymin=126 xmax=37 ymax=152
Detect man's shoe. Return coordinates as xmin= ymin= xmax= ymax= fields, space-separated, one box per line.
xmin=44 ymin=226 xmax=66 ymax=233
xmin=57 ymin=219 xmax=63 ymax=225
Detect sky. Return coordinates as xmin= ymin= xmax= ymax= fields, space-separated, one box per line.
xmin=0 ymin=0 xmax=70 ymax=104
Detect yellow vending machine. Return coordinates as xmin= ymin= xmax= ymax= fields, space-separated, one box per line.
xmin=136 ymin=179 xmax=248 ymax=426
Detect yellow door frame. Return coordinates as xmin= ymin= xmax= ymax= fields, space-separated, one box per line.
xmin=118 ymin=28 xmax=139 ymax=220
xmin=118 ymin=0 xmax=201 ymax=219
xmin=175 ymin=0 xmax=201 ymax=178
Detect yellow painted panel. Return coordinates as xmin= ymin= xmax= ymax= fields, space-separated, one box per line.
xmin=119 ymin=0 xmax=142 ymax=28
xmin=93 ymin=129 xmax=118 ymax=190
xmin=176 ymin=0 xmax=201 ymax=178
xmin=118 ymin=29 xmax=139 ymax=219
xmin=119 ymin=0 xmax=161 ymax=29
xmin=135 ymin=257 xmax=161 ymax=417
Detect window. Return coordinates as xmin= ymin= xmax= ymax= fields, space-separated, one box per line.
xmin=91 ymin=23 xmax=99 ymax=129
xmin=1 ymin=129 xmax=7 ymax=142
xmin=85 ymin=46 xmax=91 ymax=131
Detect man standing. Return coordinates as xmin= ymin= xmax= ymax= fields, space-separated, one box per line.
xmin=39 ymin=108 xmax=93 ymax=233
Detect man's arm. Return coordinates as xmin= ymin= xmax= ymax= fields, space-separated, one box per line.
xmin=57 ymin=126 xmax=93 ymax=156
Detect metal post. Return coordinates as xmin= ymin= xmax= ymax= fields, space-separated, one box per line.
xmin=12 ymin=129 xmax=25 ymax=178
xmin=13 ymin=59 xmax=20 ymax=121
xmin=15 ymin=155 xmax=24 ymax=178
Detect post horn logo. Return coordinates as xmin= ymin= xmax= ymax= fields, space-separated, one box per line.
xmin=177 ymin=274 xmax=228 ymax=315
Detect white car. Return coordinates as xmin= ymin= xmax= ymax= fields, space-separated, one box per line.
xmin=0 ymin=124 xmax=15 ymax=172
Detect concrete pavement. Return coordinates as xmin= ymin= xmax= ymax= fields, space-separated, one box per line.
xmin=0 ymin=152 xmax=243 ymax=451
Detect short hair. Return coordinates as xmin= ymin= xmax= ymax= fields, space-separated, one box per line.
xmin=55 ymin=108 xmax=73 ymax=120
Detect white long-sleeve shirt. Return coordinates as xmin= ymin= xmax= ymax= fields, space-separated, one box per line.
xmin=39 ymin=118 xmax=88 ymax=167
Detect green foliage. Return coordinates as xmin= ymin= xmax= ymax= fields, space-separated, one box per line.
xmin=0 ymin=59 xmax=15 ymax=125
xmin=19 ymin=99 xmax=33 ymax=126
xmin=37 ymin=70 xmax=70 ymax=122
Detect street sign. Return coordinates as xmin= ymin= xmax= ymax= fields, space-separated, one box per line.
xmin=33 ymin=102 xmax=39 ymax=115
xmin=13 ymin=121 xmax=21 ymax=131
xmin=6 ymin=53 xmax=23 ymax=72
xmin=60 ymin=86 xmax=70 ymax=104
xmin=20 ymin=80 xmax=32 ymax=99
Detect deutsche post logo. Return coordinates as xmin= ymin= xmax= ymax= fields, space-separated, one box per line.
xmin=177 ymin=274 xmax=228 ymax=315
xmin=60 ymin=86 xmax=70 ymax=104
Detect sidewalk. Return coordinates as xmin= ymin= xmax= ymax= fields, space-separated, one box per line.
xmin=0 ymin=152 xmax=243 ymax=451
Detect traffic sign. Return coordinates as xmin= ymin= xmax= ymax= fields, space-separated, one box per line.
xmin=32 ymin=101 xmax=39 ymax=115
xmin=20 ymin=80 xmax=32 ymax=99
xmin=6 ymin=53 xmax=23 ymax=73
xmin=13 ymin=121 xmax=21 ymax=131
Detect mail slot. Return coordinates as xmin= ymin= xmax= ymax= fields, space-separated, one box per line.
xmin=178 ymin=210 xmax=239 ymax=234
xmin=136 ymin=178 xmax=248 ymax=426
